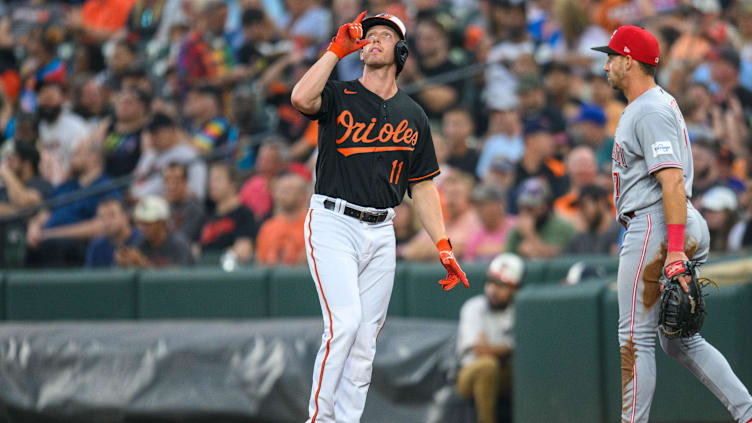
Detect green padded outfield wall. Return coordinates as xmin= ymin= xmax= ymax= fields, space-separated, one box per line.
xmin=0 ymin=273 xmax=5 ymax=319
xmin=5 ymin=269 xmax=136 ymax=320
xmin=0 ymin=256 xmax=621 ymax=322
xmin=267 ymin=266 xmax=320 ymax=317
xmin=137 ymin=267 xmax=269 ymax=319
xmin=403 ymin=262 xmax=487 ymax=319
xmin=514 ymin=279 xmax=609 ymax=422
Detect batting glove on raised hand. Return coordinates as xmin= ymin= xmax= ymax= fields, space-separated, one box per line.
xmin=436 ymin=238 xmax=469 ymax=291
xmin=327 ymin=11 xmax=371 ymax=59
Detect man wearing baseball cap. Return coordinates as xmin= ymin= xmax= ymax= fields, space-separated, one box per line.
xmin=456 ymin=253 xmax=524 ymax=423
xmin=116 ymin=195 xmax=194 ymax=268
xmin=592 ymin=26 xmax=752 ymax=423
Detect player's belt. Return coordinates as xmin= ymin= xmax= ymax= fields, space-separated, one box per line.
xmin=323 ymin=199 xmax=388 ymax=223
xmin=619 ymin=211 xmax=636 ymax=229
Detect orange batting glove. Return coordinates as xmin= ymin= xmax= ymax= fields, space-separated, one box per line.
xmin=327 ymin=11 xmax=371 ymax=59
xmin=437 ymin=238 xmax=469 ymax=291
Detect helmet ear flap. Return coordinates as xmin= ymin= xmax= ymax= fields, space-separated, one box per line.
xmin=394 ymin=39 xmax=409 ymax=75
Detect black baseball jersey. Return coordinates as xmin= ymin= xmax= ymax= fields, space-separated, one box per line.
xmin=303 ymin=79 xmax=440 ymax=209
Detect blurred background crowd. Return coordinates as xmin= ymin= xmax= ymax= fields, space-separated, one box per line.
xmin=0 ymin=0 xmax=751 ymax=270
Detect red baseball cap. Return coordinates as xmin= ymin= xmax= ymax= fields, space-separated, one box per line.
xmin=591 ymin=25 xmax=660 ymax=65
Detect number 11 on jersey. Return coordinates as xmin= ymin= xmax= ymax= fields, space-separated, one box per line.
xmin=390 ymin=160 xmax=403 ymax=184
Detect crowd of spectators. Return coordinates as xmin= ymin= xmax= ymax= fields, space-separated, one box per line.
xmin=0 ymin=0 xmax=751 ymax=269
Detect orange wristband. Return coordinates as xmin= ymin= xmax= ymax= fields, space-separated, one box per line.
xmin=436 ymin=238 xmax=451 ymax=251
xmin=326 ymin=40 xmax=346 ymax=60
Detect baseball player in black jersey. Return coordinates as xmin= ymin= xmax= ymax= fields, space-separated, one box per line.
xmin=291 ymin=11 xmax=469 ymax=423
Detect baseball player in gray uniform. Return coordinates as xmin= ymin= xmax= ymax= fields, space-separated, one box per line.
xmin=592 ymin=26 xmax=752 ymax=423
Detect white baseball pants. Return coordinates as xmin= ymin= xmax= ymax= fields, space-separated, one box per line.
xmin=304 ymin=194 xmax=396 ymax=423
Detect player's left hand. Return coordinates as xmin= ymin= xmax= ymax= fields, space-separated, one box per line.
xmin=664 ymin=251 xmax=690 ymax=293
xmin=436 ymin=238 xmax=469 ymax=291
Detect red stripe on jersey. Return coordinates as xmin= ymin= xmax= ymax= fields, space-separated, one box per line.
xmin=648 ymin=162 xmax=682 ymax=174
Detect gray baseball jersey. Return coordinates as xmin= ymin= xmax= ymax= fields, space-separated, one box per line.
xmin=613 ymin=85 xmax=752 ymax=423
xmin=612 ymin=86 xmax=693 ymax=220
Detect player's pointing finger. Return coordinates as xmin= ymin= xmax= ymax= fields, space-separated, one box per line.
xmin=354 ymin=11 xmax=367 ymax=24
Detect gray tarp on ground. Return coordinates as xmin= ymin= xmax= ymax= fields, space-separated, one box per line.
xmin=0 ymin=318 xmax=473 ymax=423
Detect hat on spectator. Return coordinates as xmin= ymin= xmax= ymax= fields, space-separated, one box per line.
xmin=692 ymin=0 xmax=721 ymax=14
xmin=516 ymin=73 xmax=544 ymax=94
xmin=193 ymin=0 xmax=225 ymax=13
xmin=12 ymin=142 xmax=40 ymax=172
xmin=523 ymin=117 xmax=553 ymax=136
xmin=591 ymin=25 xmax=660 ymax=65
xmin=491 ymin=0 xmax=526 ymax=11
xmin=188 ymin=84 xmax=222 ymax=105
xmin=486 ymin=93 xmax=519 ymax=111
xmin=489 ymin=157 xmax=515 ymax=173
xmin=120 ymin=88 xmax=152 ymax=108
xmin=516 ymin=177 xmax=551 ymax=208
xmin=146 ymin=112 xmax=176 ymax=132
xmin=573 ymin=184 xmax=608 ymax=205
xmin=134 ymin=195 xmax=170 ymax=222
xmin=472 ymin=183 xmax=506 ymax=203
xmin=543 ymin=61 xmax=571 ymax=75
xmin=287 ymin=162 xmax=313 ymax=182
xmin=709 ymin=46 xmax=741 ymax=69
xmin=242 ymin=8 xmax=265 ymax=26
xmin=701 ymin=186 xmax=737 ymax=212
xmin=35 ymin=78 xmax=65 ymax=94
xmin=486 ymin=253 xmax=524 ymax=287
xmin=574 ymin=104 xmax=607 ymax=126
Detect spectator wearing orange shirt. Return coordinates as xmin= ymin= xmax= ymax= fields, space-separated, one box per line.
xmin=554 ymin=146 xmax=598 ymax=230
xmin=255 ymin=172 xmax=309 ymax=266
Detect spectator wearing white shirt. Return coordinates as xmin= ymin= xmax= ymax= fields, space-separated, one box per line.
xmin=456 ymin=253 xmax=523 ymax=423
xmin=37 ymin=80 xmax=90 ymax=185
xmin=130 ymin=112 xmax=207 ymax=200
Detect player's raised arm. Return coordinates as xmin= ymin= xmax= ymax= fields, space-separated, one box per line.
xmin=290 ymin=11 xmax=370 ymax=115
